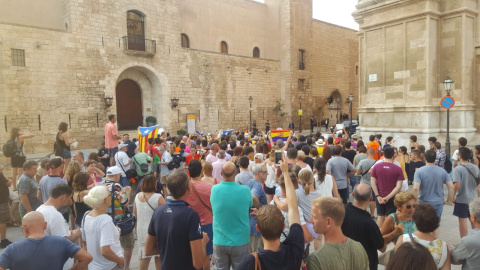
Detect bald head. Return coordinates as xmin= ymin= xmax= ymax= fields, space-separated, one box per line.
xmin=221 ymin=162 xmax=237 ymax=181
xmin=22 ymin=211 xmax=47 ymax=238
xmin=353 ymin=183 xmax=372 ymax=203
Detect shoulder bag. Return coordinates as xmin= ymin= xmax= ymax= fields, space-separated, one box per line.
xmin=252 ymin=252 xmax=262 ymax=270
xmin=133 ymin=156 xmax=149 ymax=173
xmin=190 ymin=182 xmax=212 ymax=213
xmin=143 ymin=193 xmax=156 ymax=211
xmin=116 ymin=154 xmax=137 ymax=179
xmin=460 ymin=164 xmax=480 ymax=185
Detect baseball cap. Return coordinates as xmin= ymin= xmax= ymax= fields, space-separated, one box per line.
xmin=106 ymin=166 xmax=123 ymax=176
xmin=118 ymin=143 xmax=128 ymax=149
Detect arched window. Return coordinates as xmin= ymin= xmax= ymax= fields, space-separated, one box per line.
xmin=126 ymin=10 xmax=145 ymax=51
xmin=220 ymin=41 xmax=228 ymax=54
xmin=181 ymin=34 xmax=190 ymax=48
xmin=253 ymin=47 xmax=260 ymax=58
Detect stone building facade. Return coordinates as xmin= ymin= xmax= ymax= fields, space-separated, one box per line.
xmin=354 ymin=0 xmax=480 ymax=149
xmin=0 ymin=0 xmax=358 ymax=154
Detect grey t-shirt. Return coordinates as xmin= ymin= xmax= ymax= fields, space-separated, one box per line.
xmin=39 ymin=175 xmax=68 ymax=214
xmin=235 ymin=171 xmax=253 ymax=185
xmin=18 ymin=173 xmax=42 ymax=215
xmin=452 ymin=163 xmax=480 ymax=204
xmin=413 ymin=165 xmax=451 ymax=205
xmin=451 ymin=228 xmax=480 ymax=269
xmin=356 ymin=159 xmax=376 ymax=185
xmin=326 ymin=156 xmax=355 ymax=189
xmin=295 ymin=189 xmax=322 ymax=220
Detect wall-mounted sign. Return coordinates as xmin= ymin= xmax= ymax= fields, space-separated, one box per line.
xmin=368 ymin=74 xmax=377 ymax=82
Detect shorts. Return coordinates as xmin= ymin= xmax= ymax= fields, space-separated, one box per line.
xmin=120 ymin=231 xmax=135 ymax=251
xmin=107 ymin=147 xmax=118 ymax=158
xmin=0 ymin=202 xmax=11 ymax=223
xmin=154 ymin=164 xmax=160 ymax=173
xmin=120 ymin=176 xmax=130 ymax=187
xmin=453 ymin=202 xmax=470 ymax=218
xmin=376 ymin=197 xmax=396 ymax=216
xmin=201 ymin=223 xmax=213 ymax=255
xmin=265 ymin=186 xmax=276 ymax=195
xmin=61 ymin=150 xmax=72 ymax=159
xmin=11 ymin=155 xmax=26 ymax=168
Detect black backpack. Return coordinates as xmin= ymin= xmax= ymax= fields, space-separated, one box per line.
xmin=444 ymin=158 xmax=452 ymax=174
xmin=3 ymin=139 xmax=17 ymax=158
xmin=167 ymin=150 xmax=185 ymax=170
xmin=126 ymin=141 xmax=136 ymax=158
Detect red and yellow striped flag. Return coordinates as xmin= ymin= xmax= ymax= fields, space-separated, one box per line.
xmin=138 ymin=126 xmax=160 ymax=153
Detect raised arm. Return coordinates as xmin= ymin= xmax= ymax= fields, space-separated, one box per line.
xmin=280 ymin=161 xmax=300 ymax=225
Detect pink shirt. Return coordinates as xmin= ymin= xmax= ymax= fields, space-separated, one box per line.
xmin=187 ymin=180 xmax=213 ymax=225
xmin=104 ymin=122 xmax=119 ymax=149
xmin=212 ymin=159 xmax=227 ymax=182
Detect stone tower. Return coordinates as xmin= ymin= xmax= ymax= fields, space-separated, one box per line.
xmin=354 ymin=0 xmax=480 ymax=147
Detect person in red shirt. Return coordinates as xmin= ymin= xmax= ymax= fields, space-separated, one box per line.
xmin=184 ymin=145 xmax=201 ymax=169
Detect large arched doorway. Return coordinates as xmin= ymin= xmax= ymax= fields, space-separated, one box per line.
xmin=116 ymin=79 xmax=143 ymax=130
xmin=328 ymin=91 xmax=343 ymax=124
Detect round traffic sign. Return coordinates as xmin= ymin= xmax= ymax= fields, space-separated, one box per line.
xmin=440 ymin=96 xmax=455 ymax=109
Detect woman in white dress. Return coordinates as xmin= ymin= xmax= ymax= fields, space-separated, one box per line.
xmin=314 ymin=157 xmax=340 ymax=198
xmin=133 ymin=175 xmax=166 ymax=270
xmin=82 ymin=186 xmax=124 ymax=270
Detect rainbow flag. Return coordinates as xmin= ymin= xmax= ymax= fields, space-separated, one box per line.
xmin=138 ymin=126 xmax=160 ymax=153
xmin=270 ymin=130 xmax=292 ymax=142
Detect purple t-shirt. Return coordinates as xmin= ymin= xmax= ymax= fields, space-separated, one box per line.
xmin=371 ymin=162 xmax=404 ymax=197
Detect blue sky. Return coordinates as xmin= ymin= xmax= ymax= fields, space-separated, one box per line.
xmin=253 ymin=0 xmax=359 ymax=30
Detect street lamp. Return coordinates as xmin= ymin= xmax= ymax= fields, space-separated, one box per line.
xmin=444 ymin=77 xmax=454 ymax=157
xmin=249 ymin=96 xmax=253 ymax=134
xmin=336 ymin=97 xmax=340 ymax=123
xmin=299 ymin=96 xmax=302 ymax=132
xmin=347 ymin=94 xmax=354 ymax=139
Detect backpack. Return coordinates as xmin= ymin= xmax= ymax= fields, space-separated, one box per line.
xmin=125 ymin=141 xmax=136 ymax=158
xmin=444 ymin=158 xmax=452 ymax=174
xmin=167 ymin=150 xmax=185 ymax=170
xmin=3 ymin=139 xmax=17 ymax=158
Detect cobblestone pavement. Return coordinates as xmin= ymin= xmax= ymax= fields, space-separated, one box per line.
xmin=0 ymin=185 xmax=465 ymax=269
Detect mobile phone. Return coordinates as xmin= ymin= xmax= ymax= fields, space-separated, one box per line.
xmin=196 ymin=150 xmax=202 ymax=154
xmin=275 ymin=150 xmax=282 ymax=166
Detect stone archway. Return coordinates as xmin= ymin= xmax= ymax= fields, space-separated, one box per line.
xmin=328 ymin=90 xmax=343 ymax=124
xmin=112 ymin=64 xmax=164 ymax=129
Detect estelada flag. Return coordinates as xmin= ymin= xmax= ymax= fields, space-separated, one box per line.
xmin=138 ymin=126 xmax=161 ymax=153
xmin=270 ymin=130 xmax=292 ymax=142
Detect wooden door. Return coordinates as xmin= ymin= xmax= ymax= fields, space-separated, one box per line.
xmin=116 ymin=79 xmax=143 ymax=130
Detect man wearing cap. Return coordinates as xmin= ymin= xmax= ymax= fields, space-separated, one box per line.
xmin=104 ymin=166 xmax=134 ymax=270
xmin=212 ymin=150 xmax=227 ymax=182
xmin=38 ymin=157 xmax=69 ymax=221
xmin=105 ymin=114 xmax=122 ymax=166
xmin=114 ymin=143 xmax=132 ymax=187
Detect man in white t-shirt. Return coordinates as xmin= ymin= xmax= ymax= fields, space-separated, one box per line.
xmin=36 ymin=184 xmax=82 ymax=270
xmin=114 ymin=143 xmax=131 ymax=187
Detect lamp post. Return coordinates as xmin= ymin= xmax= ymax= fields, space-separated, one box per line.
xmin=336 ymin=97 xmax=340 ymax=123
xmin=444 ymin=77 xmax=454 ymax=157
xmin=299 ymin=96 xmax=302 ymax=132
xmin=348 ymin=94 xmax=354 ymax=139
xmin=249 ymin=96 xmax=253 ymax=133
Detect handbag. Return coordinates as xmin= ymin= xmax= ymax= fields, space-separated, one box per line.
xmin=252 ymin=252 xmax=262 ymax=270
xmin=116 ymin=155 xmax=137 ymax=179
xmin=378 ymin=214 xmax=399 ymax=265
xmin=134 ymin=156 xmax=149 ymax=173
xmin=143 ymin=193 xmax=156 ymax=211
xmin=110 ymin=183 xmax=136 ymax=236
xmin=190 ymin=182 xmax=212 ymax=213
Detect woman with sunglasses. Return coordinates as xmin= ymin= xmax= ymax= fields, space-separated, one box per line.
xmin=380 ymin=191 xmax=417 ymax=252
xmin=395 ymin=203 xmax=451 ymax=269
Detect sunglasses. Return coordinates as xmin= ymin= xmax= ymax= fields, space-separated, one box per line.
xmin=405 ymin=204 xmax=417 ymax=210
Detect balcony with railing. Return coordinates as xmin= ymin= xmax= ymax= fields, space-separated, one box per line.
xmin=122 ymin=36 xmax=156 ymax=57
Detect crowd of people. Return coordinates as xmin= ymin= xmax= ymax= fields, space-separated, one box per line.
xmin=0 ymin=115 xmax=480 ymax=270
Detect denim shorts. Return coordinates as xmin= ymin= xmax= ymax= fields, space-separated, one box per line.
xmin=107 ymin=147 xmax=118 ymax=157
xmin=61 ymin=150 xmax=72 ymax=159
xmin=201 ymin=223 xmax=213 ymax=255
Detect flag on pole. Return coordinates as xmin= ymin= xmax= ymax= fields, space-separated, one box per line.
xmin=196 ymin=130 xmax=204 ymax=136
xmin=270 ymin=130 xmax=292 ymax=142
xmin=222 ymin=129 xmax=234 ymax=136
xmin=138 ymin=126 xmax=161 ymax=153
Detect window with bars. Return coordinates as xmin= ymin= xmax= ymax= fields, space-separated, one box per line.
xmin=11 ymin=49 xmax=25 ymax=66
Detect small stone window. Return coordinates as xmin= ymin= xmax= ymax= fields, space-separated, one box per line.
xmin=11 ymin=49 xmax=25 ymax=67
xmin=181 ymin=33 xmax=190 ymax=48
xmin=355 ymin=65 xmax=358 ymax=75
xmin=299 ymin=49 xmax=305 ymax=70
xmin=220 ymin=41 xmax=228 ymax=54
xmin=253 ymin=47 xmax=260 ymax=58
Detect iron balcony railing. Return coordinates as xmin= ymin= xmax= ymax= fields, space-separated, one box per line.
xmin=122 ymin=36 xmax=156 ymax=53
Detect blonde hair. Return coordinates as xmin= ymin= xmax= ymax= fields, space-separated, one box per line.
xmin=394 ymin=191 xmax=417 ymax=209
xmin=297 ymin=150 xmax=306 ymax=161
xmin=203 ymin=162 xmax=213 ymax=177
xmin=84 ymin=186 xmax=110 ymax=208
xmin=311 ymin=197 xmax=345 ymax=226
xmin=298 ymin=170 xmax=314 ymax=195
